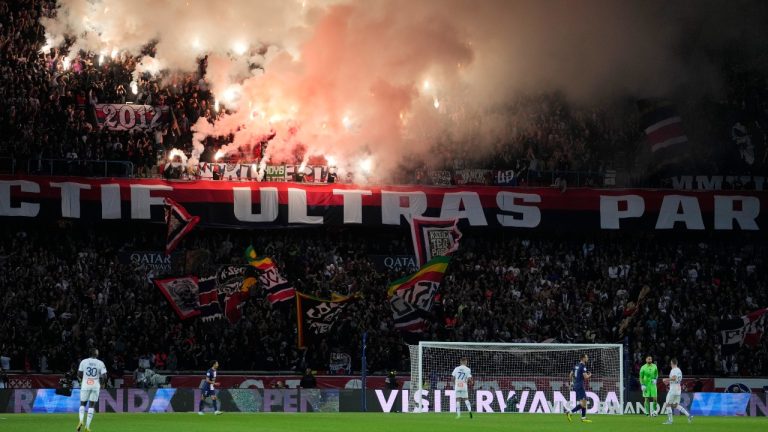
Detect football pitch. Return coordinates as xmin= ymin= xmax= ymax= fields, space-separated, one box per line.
xmin=1 ymin=413 xmax=766 ymax=432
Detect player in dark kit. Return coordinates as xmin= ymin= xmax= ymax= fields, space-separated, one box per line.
xmin=566 ymin=353 xmax=592 ymax=423
xmin=198 ymin=360 xmax=222 ymax=415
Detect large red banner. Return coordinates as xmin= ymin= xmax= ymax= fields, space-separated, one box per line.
xmin=1 ymin=176 xmax=766 ymax=231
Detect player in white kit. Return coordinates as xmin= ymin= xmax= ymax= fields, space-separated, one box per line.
xmin=661 ymin=358 xmax=693 ymax=424
xmin=451 ymin=357 xmax=473 ymax=419
xmin=77 ymin=348 xmax=107 ymax=432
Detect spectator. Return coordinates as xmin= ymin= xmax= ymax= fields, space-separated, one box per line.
xmin=300 ymin=368 xmax=317 ymax=389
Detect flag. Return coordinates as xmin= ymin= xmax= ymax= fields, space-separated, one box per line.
xmin=198 ymin=276 xmax=248 ymax=324
xmin=296 ymin=292 xmax=358 ymax=348
xmin=409 ymin=216 xmax=462 ymax=267
xmin=164 ymin=197 xmax=200 ymax=255
xmin=720 ymin=307 xmax=768 ymax=355
xmin=638 ymin=99 xmax=689 ymax=168
xmin=245 ymin=246 xmax=295 ymax=304
xmin=387 ymin=256 xmax=450 ymax=332
xmin=153 ymin=276 xmax=200 ymax=320
xmin=197 ymin=276 xmax=222 ymax=321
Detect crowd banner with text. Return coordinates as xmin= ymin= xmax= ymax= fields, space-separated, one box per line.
xmin=1 ymin=176 xmax=766 ymax=232
xmin=94 ymin=104 xmax=170 ymax=131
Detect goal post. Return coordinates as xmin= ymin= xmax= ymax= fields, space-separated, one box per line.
xmin=408 ymin=342 xmax=623 ymax=414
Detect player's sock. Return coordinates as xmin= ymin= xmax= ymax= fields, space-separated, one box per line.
xmin=667 ymin=407 xmax=673 ymax=422
xmin=86 ymin=407 xmax=94 ymax=429
xmin=650 ymin=401 xmax=655 ymax=414
xmin=581 ymin=406 xmax=586 ymax=418
xmin=198 ymin=399 xmax=205 ymax=412
xmin=570 ymin=405 xmax=581 ymax=413
xmin=464 ymin=400 xmax=472 ymax=413
xmin=644 ymin=400 xmax=649 ymax=415
xmin=678 ymin=406 xmax=690 ymax=417
xmin=213 ymin=399 xmax=219 ymax=411
xmin=79 ymin=406 xmax=85 ymax=423
xmin=456 ymin=403 xmax=461 ymax=417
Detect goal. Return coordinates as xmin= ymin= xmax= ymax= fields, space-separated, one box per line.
xmin=408 ymin=342 xmax=623 ymax=414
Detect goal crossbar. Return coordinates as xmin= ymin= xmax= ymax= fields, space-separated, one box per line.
xmin=409 ymin=342 xmax=624 ymax=415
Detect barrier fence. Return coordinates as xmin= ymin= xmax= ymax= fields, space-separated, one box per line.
xmin=1 ymin=389 xmax=765 ymax=416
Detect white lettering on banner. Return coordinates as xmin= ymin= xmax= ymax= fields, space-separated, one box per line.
xmin=51 ymin=182 xmax=91 ymax=218
xmin=655 ymin=195 xmax=705 ymax=230
xmin=496 ymin=192 xmax=541 ymax=227
xmin=130 ymin=185 xmax=172 ymax=219
xmin=0 ymin=180 xmax=40 ymax=217
xmin=714 ymin=196 xmax=760 ymax=230
xmin=233 ymin=187 xmax=278 ymax=222
xmin=375 ymin=390 xmax=399 ymax=413
xmin=414 ymin=389 xmax=430 ymax=412
xmin=439 ymin=192 xmax=487 ymax=226
xmin=0 ymin=180 xmax=765 ymax=230
xmin=477 ymin=390 xmax=494 ymax=412
xmin=376 ymin=389 xmax=620 ymax=413
xmin=600 ymin=195 xmax=645 ymax=229
xmin=381 ymin=191 xmax=427 ymax=225
xmin=332 ymin=189 xmax=372 ymax=224
xmin=101 ymin=184 xmax=121 ymax=219
xmin=288 ymin=188 xmax=323 ymax=224
xmin=96 ymin=104 xmax=166 ymax=131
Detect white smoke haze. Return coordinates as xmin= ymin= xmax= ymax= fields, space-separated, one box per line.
xmin=41 ymin=0 xmax=768 ymax=178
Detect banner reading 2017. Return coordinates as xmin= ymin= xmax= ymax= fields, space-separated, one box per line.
xmin=94 ymin=104 xmax=170 ymax=131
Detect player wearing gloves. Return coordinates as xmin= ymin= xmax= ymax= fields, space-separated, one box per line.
xmin=639 ymin=355 xmax=659 ymax=416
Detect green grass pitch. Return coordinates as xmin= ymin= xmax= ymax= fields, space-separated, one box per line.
xmin=1 ymin=412 xmax=765 ymax=432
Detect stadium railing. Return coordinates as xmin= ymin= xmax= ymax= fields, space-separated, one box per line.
xmin=18 ymin=158 xmax=135 ymax=178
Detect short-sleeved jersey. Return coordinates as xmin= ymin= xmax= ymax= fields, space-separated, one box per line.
xmin=668 ymin=367 xmax=683 ymax=394
xmin=573 ymin=362 xmax=588 ymax=389
xmin=451 ymin=365 xmax=472 ymax=389
xmin=639 ymin=363 xmax=659 ymax=385
xmin=204 ymin=368 xmax=217 ymax=389
xmin=78 ymin=357 xmax=107 ymax=389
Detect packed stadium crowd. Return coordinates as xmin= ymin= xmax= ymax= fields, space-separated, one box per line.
xmin=0 ymin=223 xmax=765 ymax=384
xmin=0 ymin=0 xmax=680 ymax=184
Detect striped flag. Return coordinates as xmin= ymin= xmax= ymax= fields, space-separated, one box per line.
xmin=638 ymin=100 xmax=689 ymax=167
xmin=244 ymin=246 xmax=295 ymax=304
xmin=388 ymin=256 xmax=450 ymax=332
xmin=720 ymin=307 xmax=768 ymax=355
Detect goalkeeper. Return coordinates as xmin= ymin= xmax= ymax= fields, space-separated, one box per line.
xmin=639 ymin=355 xmax=659 ymax=416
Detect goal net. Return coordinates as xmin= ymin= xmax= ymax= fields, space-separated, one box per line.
xmin=408 ymin=342 xmax=623 ymax=414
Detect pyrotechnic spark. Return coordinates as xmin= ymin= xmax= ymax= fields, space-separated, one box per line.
xmin=62 ymin=57 xmax=71 ymax=70
xmin=214 ymin=99 xmax=220 ymax=112
xmin=433 ymin=97 xmax=440 ymax=109
xmin=232 ymin=41 xmax=248 ymax=56
xmin=326 ymin=156 xmax=336 ymax=167
xmin=359 ymin=157 xmax=373 ymax=173
xmin=269 ymin=113 xmax=283 ymax=123
xmin=130 ymin=81 xmax=138 ymax=95
xmin=98 ymin=53 xmax=104 ymax=66
xmin=222 ymin=86 xmax=239 ymax=105
xmin=214 ymin=150 xmax=225 ymax=160
xmin=168 ymin=148 xmax=188 ymax=163
xmin=110 ymin=48 xmax=118 ymax=59
xmin=423 ymin=79 xmax=431 ymax=90
xmin=192 ymin=37 xmax=201 ymax=50
xmin=40 ymin=35 xmax=53 ymax=53
xmin=342 ymin=115 xmax=352 ymax=130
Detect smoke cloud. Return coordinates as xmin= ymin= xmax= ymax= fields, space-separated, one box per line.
xmin=42 ymin=0 xmax=768 ymax=177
